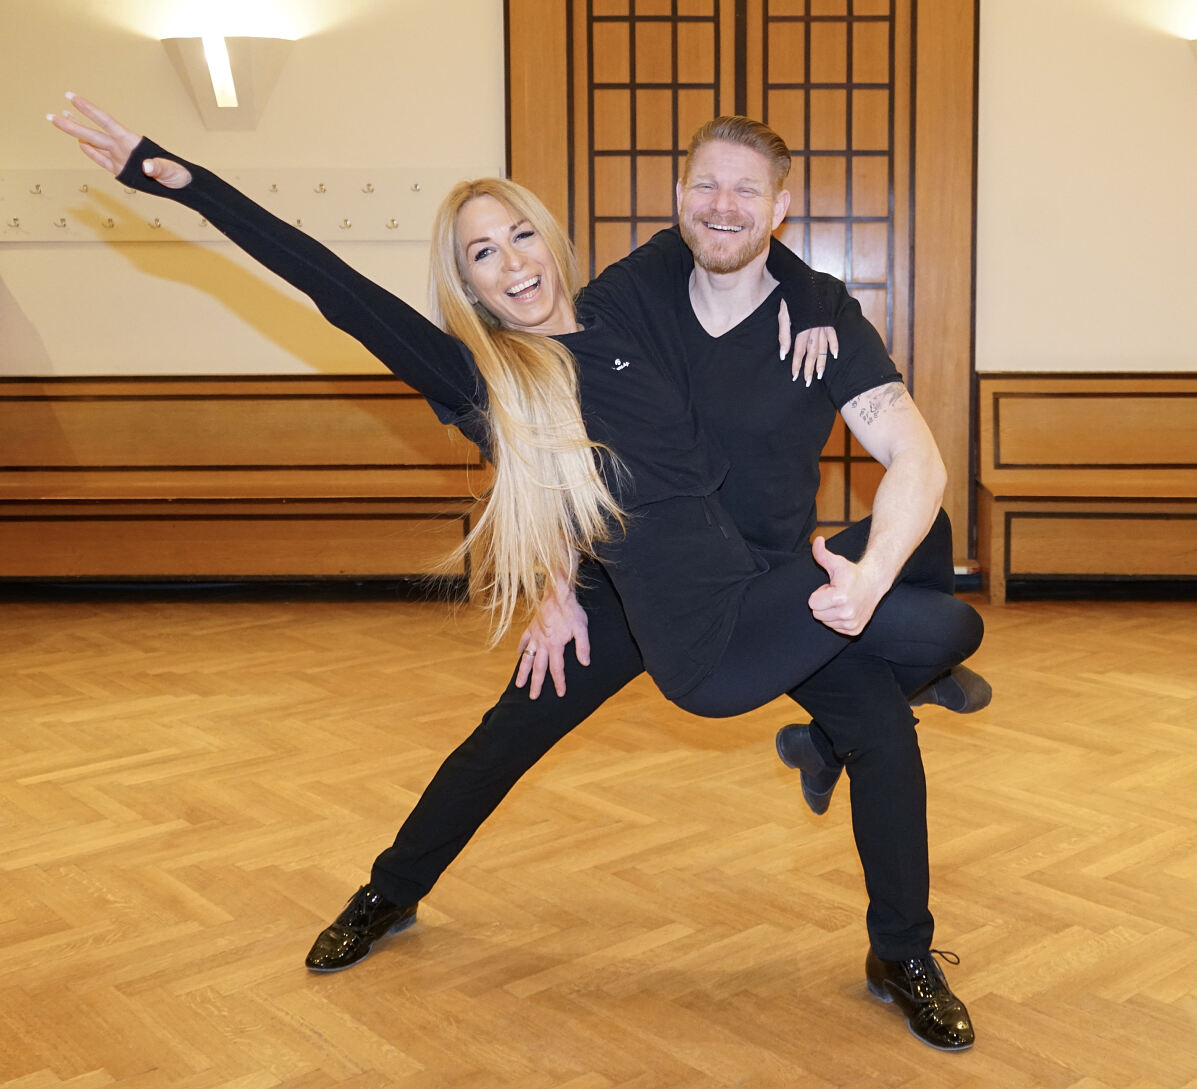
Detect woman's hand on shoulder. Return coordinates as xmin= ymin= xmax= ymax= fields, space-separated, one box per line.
xmin=47 ymin=93 xmax=192 ymax=188
xmin=778 ymin=298 xmax=838 ymax=387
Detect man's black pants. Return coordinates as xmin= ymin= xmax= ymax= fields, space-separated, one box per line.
xmin=371 ymin=510 xmax=982 ymax=960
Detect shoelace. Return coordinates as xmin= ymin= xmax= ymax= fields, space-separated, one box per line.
xmin=342 ymin=886 xmax=381 ymax=927
xmin=895 ymin=949 xmax=961 ymax=1001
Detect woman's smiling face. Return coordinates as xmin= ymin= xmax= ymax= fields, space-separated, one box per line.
xmin=456 ymin=194 xmax=576 ymax=336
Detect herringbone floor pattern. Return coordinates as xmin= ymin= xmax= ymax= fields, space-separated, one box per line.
xmin=0 ymin=591 xmax=1193 ymax=1088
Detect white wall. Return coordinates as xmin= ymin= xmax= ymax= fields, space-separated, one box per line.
xmin=0 ymin=0 xmax=506 ymax=376
xmin=976 ymin=0 xmax=1197 ymax=372
xmin=5 ymin=1 xmax=1194 ymax=378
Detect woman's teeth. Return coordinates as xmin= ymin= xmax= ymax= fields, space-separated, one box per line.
xmin=506 ymin=276 xmax=541 ymax=296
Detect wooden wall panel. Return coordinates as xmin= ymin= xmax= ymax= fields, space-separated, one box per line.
xmin=0 ymin=507 xmax=470 ymax=580
xmin=976 ymin=373 xmax=1197 ymax=602
xmin=1 ymin=394 xmax=472 ymax=471
xmin=978 ymin=374 xmax=1197 ymax=486
xmin=505 ymin=0 xmax=573 ymax=233
xmin=1007 ymin=513 xmax=1197 ymax=579
xmin=0 ymin=377 xmax=488 ymax=581
xmin=994 ymin=394 xmax=1197 ymax=468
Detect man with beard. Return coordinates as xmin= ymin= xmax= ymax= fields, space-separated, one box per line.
xmin=305 ymin=117 xmax=985 ymax=1051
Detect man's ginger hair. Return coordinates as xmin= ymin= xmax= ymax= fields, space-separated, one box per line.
xmin=684 ymin=115 xmax=792 ymax=192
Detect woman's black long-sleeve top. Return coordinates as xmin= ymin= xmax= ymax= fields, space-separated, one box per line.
xmin=117 ymin=140 xmax=760 ymax=699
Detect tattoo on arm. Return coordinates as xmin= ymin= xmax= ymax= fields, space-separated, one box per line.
xmin=849 ymin=384 xmax=906 ymax=426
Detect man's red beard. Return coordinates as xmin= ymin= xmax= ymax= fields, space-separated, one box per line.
xmin=679 ymin=214 xmax=770 ymax=274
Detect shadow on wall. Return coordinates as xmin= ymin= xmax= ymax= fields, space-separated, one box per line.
xmin=70 ymin=187 xmax=384 ymax=374
xmin=0 ymin=272 xmax=53 ymax=375
xmin=0 ymin=270 xmax=75 ymax=466
xmin=0 ymin=189 xmax=437 ymax=464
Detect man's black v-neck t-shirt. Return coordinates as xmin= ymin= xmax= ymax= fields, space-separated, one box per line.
xmin=580 ymin=227 xmax=903 ymax=554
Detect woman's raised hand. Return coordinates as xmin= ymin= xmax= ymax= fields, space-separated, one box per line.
xmin=47 ymin=93 xmax=192 ymax=189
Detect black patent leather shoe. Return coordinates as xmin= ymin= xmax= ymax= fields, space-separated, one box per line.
xmin=865 ymin=948 xmax=975 ymax=1051
xmin=775 ymin=723 xmax=843 ymax=815
xmin=910 ymin=666 xmax=992 ymax=713
xmin=305 ymin=884 xmax=417 ymax=973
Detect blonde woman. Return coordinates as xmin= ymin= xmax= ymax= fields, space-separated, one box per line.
xmin=51 ymin=98 xmax=984 ymax=1051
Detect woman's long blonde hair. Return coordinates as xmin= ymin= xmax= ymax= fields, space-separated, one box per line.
xmin=428 ymin=177 xmax=625 ymax=642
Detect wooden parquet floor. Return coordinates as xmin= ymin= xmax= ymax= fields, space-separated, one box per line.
xmin=0 ymin=591 xmax=1193 ymax=1088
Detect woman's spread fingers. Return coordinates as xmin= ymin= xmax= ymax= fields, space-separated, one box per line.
xmin=803 ymin=329 xmax=824 ymax=386
xmin=790 ymin=326 xmax=809 ymax=380
xmin=811 ymin=328 xmax=828 ymax=382
xmin=75 ymin=140 xmax=117 ymax=175
xmin=51 ymin=105 xmax=147 ymax=178
xmin=64 ymin=93 xmax=126 ymax=137
xmin=48 ymin=111 xmax=101 ymax=144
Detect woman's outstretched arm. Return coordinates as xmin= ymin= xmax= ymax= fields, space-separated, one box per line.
xmin=48 ymin=94 xmax=484 ymax=426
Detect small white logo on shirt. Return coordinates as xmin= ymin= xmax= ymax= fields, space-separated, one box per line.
xmin=612 ymin=358 xmax=631 ymax=371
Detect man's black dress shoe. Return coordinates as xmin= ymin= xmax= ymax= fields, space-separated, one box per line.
xmin=774 ymin=723 xmax=843 ymax=815
xmin=910 ymin=665 xmax=992 ymax=713
xmin=305 ymin=884 xmax=417 ymax=972
xmin=865 ymin=948 xmax=975 ymax=1051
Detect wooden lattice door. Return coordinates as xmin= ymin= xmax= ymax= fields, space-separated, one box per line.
xmin=506 ymin=0 xmax=976 ymax=556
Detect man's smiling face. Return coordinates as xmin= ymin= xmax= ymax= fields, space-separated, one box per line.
xmin=676 ymin=139 xmax=790 ymax=274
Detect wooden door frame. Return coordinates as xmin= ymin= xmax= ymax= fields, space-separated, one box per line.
xmin=910 ymin=0 xmax=978 ymax=561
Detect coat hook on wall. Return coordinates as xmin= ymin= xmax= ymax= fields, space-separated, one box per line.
xmin=385 ymin=218 xmax=400 ymax=230
xmin=362 ymin=183 xmax=374 ymax=194
xmin=314 ymin=183 xmax=326 ymax=194
xmin=8 ymin=218 xmax=19 ymax=228
xmin=269 ymin=183 xmax=279 ymax=193
xmin=79 ymin=184 xmax=89 ymax=193
xmin=148 ymin=217 xmax=162 ymax=229
xmin=53 ymin=217 xmax=67 ymax=228
xmin=410 ymin=183 xmax=421 ymax=192
xmin=339 ymin=218 xmax=352 ymax=229
xmin=29 ymin=184 xmax=43 ymax=195
xmin=102 ymin=217 xmax=115 ymax=229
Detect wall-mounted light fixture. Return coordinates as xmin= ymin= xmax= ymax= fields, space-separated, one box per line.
xmin=162 ymin=36 xmax=292 ymax=130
